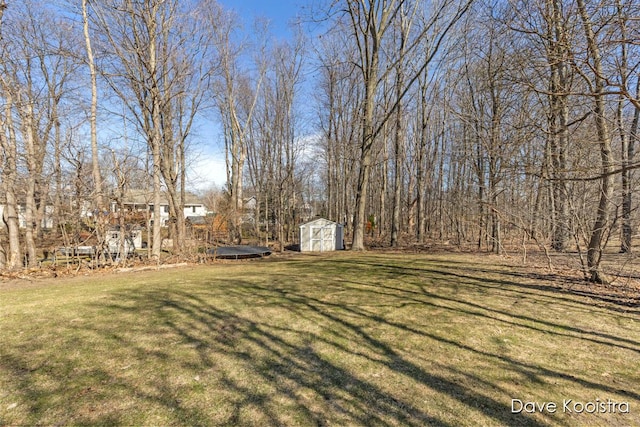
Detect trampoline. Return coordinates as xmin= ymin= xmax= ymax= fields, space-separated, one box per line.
xmin=207 ymin=245 xmax=272 ymax=259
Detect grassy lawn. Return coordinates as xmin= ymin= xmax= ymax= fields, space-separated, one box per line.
xmin=1 ymin=252 xmax=639 ymax=426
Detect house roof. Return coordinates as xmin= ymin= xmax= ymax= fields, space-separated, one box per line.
xmin=120 ymin=189 xmax=205 ymax=207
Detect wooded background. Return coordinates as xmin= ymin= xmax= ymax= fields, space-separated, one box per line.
xmin=0 ymin=0 xmax=638 ymax=283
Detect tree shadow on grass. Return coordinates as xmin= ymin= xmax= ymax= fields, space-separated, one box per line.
xmin=83 ymin=288 xmax=460 ymax=426
xmin=341 ymin=256 xmax=640 ymax=314
xmin=0 ymin=278 xmax=551 ymax=426
xmin=324 ymin=258 xmax=640 ymax=348
xmin=0 ymin=324 xmax=218 ymax=426
xmin=66 ymin=280 xmax=547 ymax=426
xmin=241 ymin=278 xmax=640 ymax=400
xmin=257 ymin=257 xmax=640 ymax=397
xmin=4 ymin=255 xmax=637 ymax=426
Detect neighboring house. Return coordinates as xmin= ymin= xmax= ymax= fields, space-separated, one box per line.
xmin=242 ymin=196 xmax=257 ymax=223
xmin=0 ymin=203 xmax=54 ymax=230
xmin=241 ymin=195 xmax=315 ymax=225
xmin=184 ymin=201 xmax=207 ymax=217
xmin=298 ymin=201 xmax=314 ymax=223
xmin=0 ymin=190 xmax=207 ymax=231
xmin=106 ymin=225 xmax=142 ymax=255
xmin=110 ymin=189 xmax=208 ymax=227
xmin=244 ymin=196 xmax=257 ymax=211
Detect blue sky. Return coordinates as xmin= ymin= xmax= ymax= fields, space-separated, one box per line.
xmin=218 ymin=0 xmax=306 ymax=38
xmin=190 ymin=0 xmax=309 ymax=191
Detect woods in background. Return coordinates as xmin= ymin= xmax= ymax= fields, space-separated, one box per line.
xmin=0 ymin=0 xmax=638 ymax=282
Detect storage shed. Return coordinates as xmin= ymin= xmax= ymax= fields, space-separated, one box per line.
xmin=299 ymin=218 xmax=344 ymax=252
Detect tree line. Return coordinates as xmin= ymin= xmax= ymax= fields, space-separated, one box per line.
xmin=0 ymin=0 xmax=638 ymax=283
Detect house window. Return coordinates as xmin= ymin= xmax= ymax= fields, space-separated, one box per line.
xmin=192 ymin=206 xmax=197 ymax=213
xmin=164 ymin=205 xmax=170 ymax=213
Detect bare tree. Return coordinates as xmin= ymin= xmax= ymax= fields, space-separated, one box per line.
xmin=575 ymin=0 xmax=614 ymax=283
xmin=109 ymin=147 xmax=141 ymax=264
xmin=0 ymin=85 xmax=22 ymax=270
xmin=508 ymin=0 xmax=577 ymax=252
xmin=614 ymin=0 xmax=640 ymax=253
xmin=82 ymin=0 xmax=104 ymax=212
xmin=204 ymin=1 xmax=266 ymax=244
xmin=341 ymin=0 xmax=392 ymax=250
xmin=339 ymin=0 xmax=472 ymax=251
xmin=0 ymin=3 xmax=78 ymax=267
xmin=0 ymin=0 xmax=17 ymax=270
xmin=247 ymin=31 xmax=306 ymax=250
xmin=315 ymin=24 xmax=362 ymax=232
xmin=91 ymin=0 xmax=164 ymax=260
xmin=93 ymin=0 xmax=207 ymax=258
xmin=390 ymin=6 xmax=411 ymax=247
xmin=545 ymin=0 xmax=572 ymax=252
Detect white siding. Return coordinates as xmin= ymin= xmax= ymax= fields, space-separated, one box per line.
xmin=299 ymin=218 xmax=344 ymax=252
xmin=0 ymin=204 xmax=54 ymax=229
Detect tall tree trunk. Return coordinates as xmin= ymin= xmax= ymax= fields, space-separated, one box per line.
xmin=348 ymin=0 xmax=383 ymax=252
xmin=416 ymin=77 xmax=429 ymax=243
xmin=619 ymin=1 xmax=638 ymax=253
xmin=476 ymin=131 xmax=485 ymax=251
xmin=1 ymin=90 xmax=22 ymax=270
xmin=621 ymin=83 xmax=639 ymax=253
xmin=391 ymin=99 xmax=403 ymax=246
xmin=577 ymin=0 xmax=614 ymax=283
xmin=391 ymin=13 xmax=408 ymax=247
xmin=352 ymin=72 xmax=378 ymax=251
xmin=21 ymin=94 xmax=41 ymax=268
xmin=148 ymin=4 xmax=163 ymax=261
xmin=437 ymin=121 xmax=446 ymax=240
xmin=548 ymin=0 xmax=570 ymax=252
xmin=82 ymin=0 xmax=103 ymax=211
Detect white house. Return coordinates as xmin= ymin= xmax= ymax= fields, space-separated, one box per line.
xmin=0 ymin=203 xmax=54 ymax=229
xmin=105 ymin=226 xmax=142 ymax=256
xmin=299 ymin=218 xmax=344 ymax=252
xmin=111 ymin=189 xmax=208 ymax=227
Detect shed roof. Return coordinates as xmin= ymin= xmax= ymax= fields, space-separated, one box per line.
xmin=300 ymin=217 xmax=341 ymax=227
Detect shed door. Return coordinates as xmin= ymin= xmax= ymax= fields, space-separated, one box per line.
xmin=310 ymin=226 xmax=333 ymax=251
